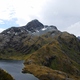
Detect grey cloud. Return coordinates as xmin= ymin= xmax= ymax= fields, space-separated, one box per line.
xmin=38 ymin=0 xmax=80 ymax=32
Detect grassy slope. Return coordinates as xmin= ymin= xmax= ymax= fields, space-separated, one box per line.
xmin=23 ymin=32 xmax=80 ymax=80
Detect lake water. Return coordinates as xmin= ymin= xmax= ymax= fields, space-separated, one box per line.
xmin=0 ymin=60 xmax=38 ymax=80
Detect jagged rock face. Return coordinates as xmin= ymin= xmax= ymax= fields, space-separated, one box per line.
xmin=0 ymin=27 xmax=28 ymax=51
xmin=23 ymin=19 xmax=44 ymax=32
xmin=23 ymin=19 xmax=58 ymax=35
xmin=1 ymin=27 xmax=28 ymax=36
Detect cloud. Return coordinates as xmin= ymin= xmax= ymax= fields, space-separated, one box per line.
xmin=0 ymin=0 xmax=47 ymax=26
xmin=0 ymin=0 xmax=80 ymax=26
xmin=0 ymin=0 xmax=15 ymax=21
xmin=0 ymin=20 xmax=4 ymax=24
xmin=38 ymin=0 xmax=80 ymax=30
xmin=0 ymin=28 xmax=5 ymax=33
xmin=12 ymin=0 xmax=47 ymax=26
xmin=66 ymin=21 xmax=80 ymax=36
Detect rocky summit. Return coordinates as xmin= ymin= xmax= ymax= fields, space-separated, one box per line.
xmin=23 ymin=19 xmax=44 ymax=32
xmin=1 ymin=19 xmax=58 ymax=35
xmin=0 ymin=19 xmax=80 ymax=80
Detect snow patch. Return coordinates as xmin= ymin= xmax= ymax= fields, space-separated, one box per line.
xmin=7 ymin=31 xmax=10 ymax=34
xmin=42 ymin=27 xmax=47 ymax=31
xmin=15 ymin=32 xmax=18 ymax=35
xmin=21 ymin=30 xmax=23 ymax=32
xmin=36 ymin=30 xmax=39 ymax=32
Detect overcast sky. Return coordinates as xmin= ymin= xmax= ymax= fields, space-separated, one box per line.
xmin=0 ymin=0 xmax=80 ymax=36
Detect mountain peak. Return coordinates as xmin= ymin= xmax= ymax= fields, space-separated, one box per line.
xmin=23 ymin=19 xmax=44 ymax=32
xmin=1 ymin=19 xmax=58 ymax=36
xmin=30 ymin=19 xmax=40 ymax=23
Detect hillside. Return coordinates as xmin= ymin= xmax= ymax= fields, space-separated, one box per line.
xmin=0 ymin=20 xmax=80 ymax=80
xmin=22 ymin=32 xmax=80 ymax=80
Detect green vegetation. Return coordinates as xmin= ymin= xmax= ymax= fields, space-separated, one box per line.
xmin=23 ymin=32 xmax=80 ymax=80
xmin=22 ymin=64 xmax=70 ymax=80
xmin=50 ymin=58 xmax=58 ymax=70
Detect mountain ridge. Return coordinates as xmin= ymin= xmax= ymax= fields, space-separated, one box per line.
xmin=23 ymin=32 xmax=80 ymax=80
xmin=1 ymin=19 xmax=58 ymax=35
xmin=0 ymin=19 xmax=80 ymax=80
xmin=0 ymin=19 xmax=59 ymax=60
